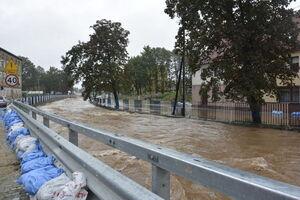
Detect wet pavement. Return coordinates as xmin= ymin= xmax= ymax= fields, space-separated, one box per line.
xmin=0 ymin=121 xmax=28 ymax=200
xmin=38 ymin=97 xmax=300 ymax=200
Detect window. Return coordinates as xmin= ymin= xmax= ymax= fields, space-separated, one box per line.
xmin=279 ymin=87 xmax=300 ymax=102
xmin=291 ymin=56 xmax=299 ymax=72
xmin=279 ymin=89 xmax=290 ymax=102
xmin=0 ymin=60 xmax=4 ymax=68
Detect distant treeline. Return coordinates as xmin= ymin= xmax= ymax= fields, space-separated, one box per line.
xmin=20 ymin=56 xmax=72 ymax=93
xmin=123 ymin=46 xmax=191 ymax=95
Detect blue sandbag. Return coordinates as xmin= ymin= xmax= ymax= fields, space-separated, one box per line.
xmin=4 ymin=111 xmax=21 ymax=124
xmin=17 ymin=151 xmax=24 ymax=160
xmin=2 ymin=108 xmax=7 ymax=118
xmin=7 ymin=128 xmax=30 ymax=145
xmin=22 ymin=150 xmax=46 ymax=164
xmin=6 ymin=118 xmax=23 ymax=131
xmin=5 ymin=118 xmax=22 ymax=130
xmin=22 ymin=141 xmax=46 ymax=164
xmin=17 ymin=166 xmax=64 ymax=195
xmin=291 ymin=112 xmax=300 ymax=116
xmin=21 ymin=156 xmax=55 ymax=174
xmin=4 ymin=111 xmax=20 ymax=124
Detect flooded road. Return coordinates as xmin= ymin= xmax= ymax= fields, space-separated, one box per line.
xmin=38 ymin=97 xmax=300 ymax=200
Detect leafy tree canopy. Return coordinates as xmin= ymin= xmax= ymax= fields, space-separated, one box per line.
xmin=62 ymin=19 xmax=130 ymax=108
xmin=20 ymin=56 xmax=72 ymax=93
xmin=165 ymin=0 xmax=300 ymax=123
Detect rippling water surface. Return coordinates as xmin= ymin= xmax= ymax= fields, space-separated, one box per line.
xmin=38 ymin=97 xmax=300 ymax=200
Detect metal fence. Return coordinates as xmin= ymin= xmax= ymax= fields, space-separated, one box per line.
xmin=12 ymin=100 xmax=300 ymax=200
xmin=17 ymin=94 xmax=76 ymax=106
xmin=95 ymin=98 xmax=300 ymax=127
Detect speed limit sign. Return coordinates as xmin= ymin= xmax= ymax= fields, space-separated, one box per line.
xmin=5 ymin=74 xmax=19 ymax=87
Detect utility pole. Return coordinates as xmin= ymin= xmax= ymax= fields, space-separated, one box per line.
xmin=172 ymin=57 xmax=184 ymax=115
xmin=172 ymin=28 xmax=186 ymax=116
xmin=182 ymin=54 xmax=185 ymax=117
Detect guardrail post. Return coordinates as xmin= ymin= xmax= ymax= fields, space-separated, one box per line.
xmin=152 ymin=164 xmax=170 ymax=200
xmin=43 ymin=117 xmax=50 ymax=127
xmin=69 ymin=128 xmax=78 ymax=146
xmin=32 ymin=111 xmax=37 ymax=120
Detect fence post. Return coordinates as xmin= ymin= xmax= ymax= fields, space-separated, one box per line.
xmin=69 ymin=128 xmax=78 ymax=146
xmin=32 ymin=111 xmax=37 ymax=120
xmin=152 ymin=164 xmax=170 ymax=200
xmin=43 ymin=117 xmax=50 ymax=128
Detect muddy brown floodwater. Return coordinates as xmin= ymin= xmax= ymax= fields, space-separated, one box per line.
xmin=38 ymin=97 xmax=300 ymax=200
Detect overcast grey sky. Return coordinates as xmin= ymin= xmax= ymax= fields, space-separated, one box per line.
xmin=0 ymin=0 xmax=179 ymax=69
xmin=1 ymin=0 xmax=300 ymax=70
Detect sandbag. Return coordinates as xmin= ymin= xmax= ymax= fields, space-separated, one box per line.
xmin=7 ymin=127 xmax=30 ymax=145
xmin=35 ymin=173 xmax=70 ymax=200
xmin=22 ymin=141 xmax=46 ymax=164
xmin=17 ymin=136 xmax=36 ymax=151
xmin=6 ymin=117 xmax=23 ymax=130
xmin=17 ymin=151 xmax=25 ymax=160
xmin=21 ymin=156 xmax=55 ymax=174
xmin=17 ymin=166 xmax=64 ymax=195
xmin=9 ymin=122 xmax=24 ymax=132
xmin=1 ymin=108 xmax=7 ymax=118
xmin=16 ymin=136 xmax=37 ymax=157
xmin=11 ymin=135 xmax=27 ymax=151
xmin=53 ymin=172 xmax=88 ymax=200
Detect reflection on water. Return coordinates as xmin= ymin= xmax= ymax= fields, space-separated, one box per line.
xmin=39 ymin=97 xmax=300 ymax=200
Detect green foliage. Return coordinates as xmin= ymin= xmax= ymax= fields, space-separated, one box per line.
xmin=62 ymin=19 xmax=130 ymax=108
xmin=165 ymin=0 xmax=300 ymax=123
xmin=161 ymin=91 xmax=176 ymax=101
xmin=20 ymin=56 xmax=39 ymax=90
xmin=124 ymin=46 xmax=181 ymax=95
xmin=124 ymin=55 xmax=149 ymax=95
xmin=20 ymin=56 xmax=71 ymax=93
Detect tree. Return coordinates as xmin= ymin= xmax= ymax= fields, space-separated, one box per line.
xmin=20 ymin=56 xmax=39 ymax=90
xmin=165 ymin=0 xmax=300 ymax=123
xmin=20 ymin=56 xmax=72 ymax=93
xmin=62 ymin=19 xmax=130 ymax=109
xmin=124 ymin=56 xmax=149 ymax=95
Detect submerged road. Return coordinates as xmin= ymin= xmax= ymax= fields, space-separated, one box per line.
xmin=38 ymin=97 xmax=300 ymax=200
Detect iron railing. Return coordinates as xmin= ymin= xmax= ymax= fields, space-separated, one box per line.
xmin=17 ymin=95 xmax=76 ymax=105
xmin=12 ymin=100 xmax=300 ymax=200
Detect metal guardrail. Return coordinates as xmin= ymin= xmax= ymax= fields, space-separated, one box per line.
xmin=12 ymin=102 xmax=162 ymax=200
xmin=12 ymin=101 xmax=300 ymax=200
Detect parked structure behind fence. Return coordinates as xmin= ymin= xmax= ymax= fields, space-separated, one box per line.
xmin=94 ymin=97 xmax=300 ymax=127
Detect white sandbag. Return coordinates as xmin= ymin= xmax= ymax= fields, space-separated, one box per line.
xmin=53 ymin=172 xmax=88 ymax=200
xmin=36 ymin=173 xmax=70 ymax=200
xmin=16 ymin=136 xmax=36 ymax=152
xmin=12 ymin=135 xmax=28 ymax=151
xmin=22 ymin=142 xmax=38 ymax=157
xmin=9 ymin=122 xmax=24 ymax=132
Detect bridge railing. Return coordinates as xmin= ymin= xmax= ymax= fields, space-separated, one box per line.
xmin=12 ymin=100 xmax=300 ymax=200
xmin=17 ymin=94 xmax=76 ymax=106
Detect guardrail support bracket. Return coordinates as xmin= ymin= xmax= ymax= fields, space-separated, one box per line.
xmin=152 ymin=164 xmax=170 ymax=200
xmin=69 ymin=128 xmax=78 ymax=146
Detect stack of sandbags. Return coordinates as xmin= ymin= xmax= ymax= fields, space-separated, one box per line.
xmin=2 ymin=107 xmax=88 ymax=200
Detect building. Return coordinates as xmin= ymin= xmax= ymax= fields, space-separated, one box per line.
xmin=192 ymin=18 xmax=300 ymax=105
xmin=192 ymin=53 xmax=300 ymax=104
xmin=0 ymin=47 xmax=22 ymax=99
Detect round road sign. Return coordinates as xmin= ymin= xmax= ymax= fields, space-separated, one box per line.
xmin=5 ymin=74 xmax=19 ymax=87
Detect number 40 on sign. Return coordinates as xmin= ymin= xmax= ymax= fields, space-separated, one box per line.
xmin=5 ymin=74 xmax=19 ymax=87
